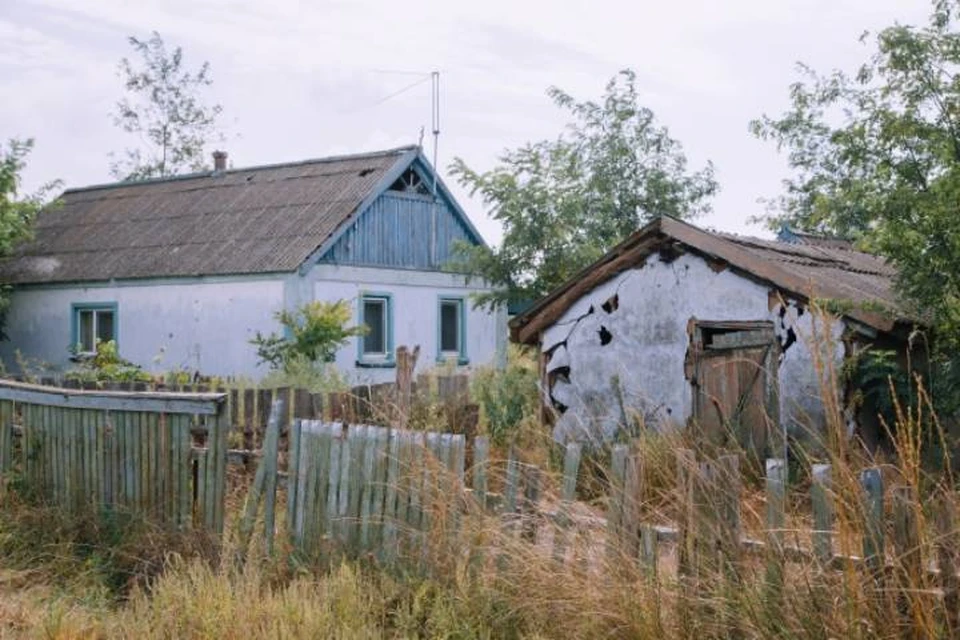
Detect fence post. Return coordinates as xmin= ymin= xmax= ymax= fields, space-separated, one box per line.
xmin=860 ymin=467 xmax=885 ymax=581
xmin=676 ymin=448 xmax=697 ymax=579
xmin=472 ymin=436 xmax=489 ymax=511
xmin=606 ymin=444 xmax=629 ymax=561
xmin=810 ymin=463 xmax=833 ymax=566
xmin=936 ymin=490 xmax=959 ymax=636
xmin=892 ymin=484 xmax=924 ymax=638
xmin=765 ymin=458 xmax=786 ymax=605
xmin=553 ymin=442 xmax=582 ymax=563
xmin=521 ymin=464 xmax=541 ymax=543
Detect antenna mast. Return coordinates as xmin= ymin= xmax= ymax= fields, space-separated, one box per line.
xmin=431 ymin=70 xmax=440 ymax=198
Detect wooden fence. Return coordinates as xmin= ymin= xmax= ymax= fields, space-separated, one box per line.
xmin=0 ymin=379 xmax=230 ymax=533
xmin=14 ymin=373 xmax=478 ymax=453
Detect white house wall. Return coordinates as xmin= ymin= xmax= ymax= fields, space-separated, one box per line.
xmin=302 ymin=264 xmax=506 ymax=385
xmin=541 ymin=251 xmax=847 ymax=445
xmin=0 ymin=277 xmax=285 ymax=378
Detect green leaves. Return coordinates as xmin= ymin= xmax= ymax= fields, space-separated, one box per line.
xmin=754 ymin=1 xmax=960 ymax=346
xmin=0 ymin=139 xmax=58 ymax=340
xmin=251 ymin=300 xmax=367 ymax=372
xmin=111 ymin=32 xmax=223 ymax=181
xmin=449 ymin=69 xmax=717 ymax=310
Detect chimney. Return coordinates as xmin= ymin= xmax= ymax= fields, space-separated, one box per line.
xmin=212 ymin=150 xmax=227 ymax=172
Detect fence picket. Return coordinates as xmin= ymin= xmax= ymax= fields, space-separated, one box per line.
xmin=810 ymin=463 xmax=833 ymax=565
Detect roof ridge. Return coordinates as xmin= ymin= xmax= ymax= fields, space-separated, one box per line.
xmin=63 ymin=145 xmax=419 ymax=195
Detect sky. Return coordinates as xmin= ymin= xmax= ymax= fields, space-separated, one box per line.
xmin=1 ymin=0 xmax=932 ymax=245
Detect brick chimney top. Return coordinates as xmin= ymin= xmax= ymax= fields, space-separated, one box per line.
xmin=212 ymin=150 xmax=227 ymax=171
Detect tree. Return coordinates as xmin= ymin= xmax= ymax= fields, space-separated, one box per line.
xmin=111 ymin=31 xmax=223 ymax=181
xmin=450 ymin=69 xmax=718 ymax=309
xmin=0 ymin=139 xmax=59 ymax=337
xmin=251 ymin=300 xmax=367 ymax=372
xmin=752 ymin=0 xmax=960 ymax=349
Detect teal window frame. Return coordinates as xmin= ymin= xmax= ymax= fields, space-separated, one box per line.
xmin=71 ymin=302 xmax=118 ymax=355
xmin=436 ymin=296 xmax=468 ymax=365
xmin=357 ymin=292 xmax=395 ymax=368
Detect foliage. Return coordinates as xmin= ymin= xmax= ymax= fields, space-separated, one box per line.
xmin=0 ymin=139 xmax=59 ymax=339
xmin=111 ymin=31 xmax=223 ymax=181
xmin=752 ymin=0 xmax=960 ymax=350
xmin=471 ymin=345 xmax=540 ymax=446
xmin=66 ymin=340 xmax=152 ymax=384
xmin=258 ymin=355 xmax=349 ymax=395
xmin=449 ymin=69 xmax=717 ymax=309
xmin=250 ymin=300 xmax=366 ymax=372
xmin=846 ymin=347 xmax=912 ymax=427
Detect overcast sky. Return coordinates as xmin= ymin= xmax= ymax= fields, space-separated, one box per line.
xmin=2 ymin=0 xmax=932 ymax=244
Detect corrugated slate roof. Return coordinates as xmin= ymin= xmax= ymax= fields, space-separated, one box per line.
xmin=0 ymin=146 xmax=416 ymax=284
xmin=511 ymin=216 xmax=911 ymax=344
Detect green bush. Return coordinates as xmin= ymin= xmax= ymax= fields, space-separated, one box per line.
xmin=66 ymin=340 xmax=151 ymax=384
xmin=471 ymin=345 xmax=540 ymax=447
xmin=251 ymin=300 xmax=366 ymax=372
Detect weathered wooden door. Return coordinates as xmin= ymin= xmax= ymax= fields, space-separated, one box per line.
xmin=687 ymin=321 xmax=779 ymax=460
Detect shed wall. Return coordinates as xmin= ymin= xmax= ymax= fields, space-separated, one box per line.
xmin=541 ymin=251 xmax=847 ymax=445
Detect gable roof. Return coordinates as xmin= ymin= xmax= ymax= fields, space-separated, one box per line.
xmin=0 ymin=146 xmax=482 ymax=284
xmin=510 ymin=216 xmax=911 ymax=345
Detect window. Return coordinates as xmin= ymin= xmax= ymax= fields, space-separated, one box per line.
xmin=358 ymin=294 xmax=393 ymax=366
xmin=437 ymin=297 xmax=467 ymax=364
xmin=72 ymin=303 xmax=117 ymax=354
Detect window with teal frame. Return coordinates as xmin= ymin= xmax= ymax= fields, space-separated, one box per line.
xmin=71 ymin=302 xmax=118 ymax=355
xmin=437 ymin=296 xmax=468 ymax=365
xmin=357 ymin=293 xmax=394 ymax=367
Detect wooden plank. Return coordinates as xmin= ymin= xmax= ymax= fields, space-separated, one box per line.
xmin=295 ymin=423 xmax=315 ymax=550
xmin=369 ymin=426 xmax=389 ymax=550
xmin=621 ymin=454 xmax=642 ymax=559
xmin=359 ymin=425 xmax=379 ymax=550
xmin=504 ymin=447 xmax=520 ymax=518
xmin=312 ymin=422 xmax=334 ymax=546
xmin=0 ymin=401 xmax=11 ymax=477
xmin=262 ymin=400 xmax=283 ymax=555
xmin=0 ymin=379 xmax=224 ymax=415
xmin=606 ymin=444 xmax=628 ymax=559
xmin=343 ymin=425 xmax=362 ymax=549
xmin=177 ymin=415 xmax=192 ymax=529
xmin=407 ymin=432 xmax=425 ymax=555
xmin=286 ymin=418 xmax=302 ymax=545
xmin=213 ymin=410 xmax=230 ymax=533
xmin=810 ymin=463 xmax=833 ymax=565
xmin=472 ymin=436 xmax=489 ymax=510
xmin=381 ymin=429 xmax=401 ymax=563
xmin=325 ymin=424 xmax=343 ymax=544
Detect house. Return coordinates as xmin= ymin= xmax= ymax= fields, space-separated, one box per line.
xmin=0 ymin=146 xmax=506 ymax=381
xmin=509 ymin=216 xmax=916 ymax=454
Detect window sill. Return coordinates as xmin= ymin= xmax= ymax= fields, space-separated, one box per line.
xmin=356 ymin=359 xmax=396 ymax=369
xmin=435 ymin=355 xmax=470 ymax=366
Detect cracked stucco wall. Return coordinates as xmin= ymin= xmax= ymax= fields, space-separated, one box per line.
xmin=542 ymin=251 xmax=847 ymax=445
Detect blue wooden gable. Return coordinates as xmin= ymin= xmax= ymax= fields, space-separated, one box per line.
xmin=315 ymin=152 xmax=485 ymax=270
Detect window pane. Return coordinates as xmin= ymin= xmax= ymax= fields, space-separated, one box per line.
xmin=96 ymin=310 xmax=115 ymax=345
xmin=363 ymin=299 xmax=385 ymax=355
xmin=78 ymin=310 xmax=94 ymax=352
xmin=440 ymin=301 xmax=460 ymax=353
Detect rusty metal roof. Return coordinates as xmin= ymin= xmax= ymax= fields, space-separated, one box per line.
xmin=511 ymin=216 xmax=911 ymax=345
xmin=0 ymin=146 xmax=418 ymax=284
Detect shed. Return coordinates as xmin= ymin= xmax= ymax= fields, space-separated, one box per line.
xmin=510 ymin=216 xmax=916 ymax=454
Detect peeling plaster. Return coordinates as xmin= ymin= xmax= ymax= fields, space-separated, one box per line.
xmin=542 ymin=251 xmax=852 ymax=448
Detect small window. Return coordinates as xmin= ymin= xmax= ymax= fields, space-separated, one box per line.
xmin=438 ymin=297 xmax=467 ymax=363
xmin=73 ymin=304 xmax=117 ymax=354
xmin=359 ymin=294 xmax=392 ymax=363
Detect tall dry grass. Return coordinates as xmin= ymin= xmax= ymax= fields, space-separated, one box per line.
xmin=2 ymin=307 xmax=960 ymax=638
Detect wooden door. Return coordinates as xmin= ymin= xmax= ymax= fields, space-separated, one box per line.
xmin=688 ymin=321 xmax=779 ymax=461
